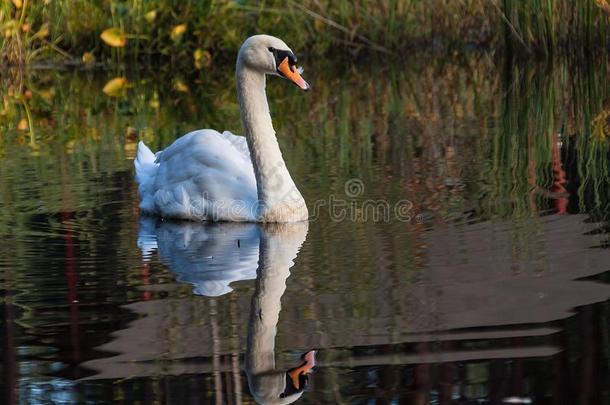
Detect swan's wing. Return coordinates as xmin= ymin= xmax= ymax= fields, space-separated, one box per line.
xmin=152 ymin=129 xmax=257 ymax=220
xmin=220 ymin=130 xmax=251 ymax=161
xmin=156 ymin=129 xmax=249 ymax=164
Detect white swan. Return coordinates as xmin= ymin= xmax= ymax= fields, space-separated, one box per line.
xmin=134 ymin=35 xmax=310 ymax=222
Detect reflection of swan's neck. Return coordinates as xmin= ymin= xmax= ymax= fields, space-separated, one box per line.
xmin=246 ymin=227 xmax=301 ymax=372
xmin=245 ymin=223 xmax=308 ymax=404
xmin=236 ymin=61 xmax=300 ymax=216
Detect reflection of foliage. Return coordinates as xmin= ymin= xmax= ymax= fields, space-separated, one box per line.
xmin=591 ymin=103 xmax=610 ymax=143
xmin=2 ymin=58 xmax=610 ymax=398
xmin=2 ymin=57 xmax=610 ymax=224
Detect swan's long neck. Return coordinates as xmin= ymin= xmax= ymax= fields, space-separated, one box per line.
xmin=236 ymin=61 xmax=305 ymax=220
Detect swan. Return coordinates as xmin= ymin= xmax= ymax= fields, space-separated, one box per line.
xmin=134 ymin=35 xmax=310 ymax=222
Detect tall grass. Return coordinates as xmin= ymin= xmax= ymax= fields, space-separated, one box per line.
xmin=1 ymin=0 xmax=610 ymax=66
xmin=501 ymin=0 xmax=610 ymax=56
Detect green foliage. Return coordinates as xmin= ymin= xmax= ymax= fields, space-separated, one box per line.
xmin=1 ymin=0 xmax=610 ymax=66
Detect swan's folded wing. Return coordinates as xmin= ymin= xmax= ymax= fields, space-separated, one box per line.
xmin=220 ymin=130 xmax=251 ymax=161
xmin=150 ymin=129 xmax=258 ymax=220
xmin=156 ymin=129 xmax=250 ymax=164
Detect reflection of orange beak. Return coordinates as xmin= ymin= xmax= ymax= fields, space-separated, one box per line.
xmin=278 ymin=57 xmax=310 ymax=91
xmin=287 ymin=350 xmax=316 ymax=390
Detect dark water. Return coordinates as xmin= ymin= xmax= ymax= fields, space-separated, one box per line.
xmin=1 ymin=56 xmax=610 ymax=404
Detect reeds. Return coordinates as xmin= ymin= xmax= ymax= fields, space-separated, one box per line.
xmin=1 ymin=0 xmax=610 ymax=66
xmin=500 ymin=0 xmax=610 ymax=56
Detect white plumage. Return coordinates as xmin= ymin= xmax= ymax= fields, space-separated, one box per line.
xmin=135 ymin=130 xmax=258 ymax=221
xmin=134 ymin=35 xmax=310 ymax=223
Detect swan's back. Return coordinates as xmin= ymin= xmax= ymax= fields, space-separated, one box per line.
xmin=135 ymin=130 xmax=258 ymax=221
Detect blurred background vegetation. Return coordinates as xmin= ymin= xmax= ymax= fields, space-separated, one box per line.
xmin=1 ymin=0 xmax=610 ymax=67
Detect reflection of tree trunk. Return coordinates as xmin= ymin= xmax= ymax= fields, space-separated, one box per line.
xmin=510 ymin=338 xmax=523 ymax=396
xmin=558 ymin=326 xmax=573 ymax=402
xmin=578 ymin=307 xmax=594 ymax=405
xmin=60 ymin=151 xmax=80 ymax=375
xmin=379 ymin=344 xmax=393 ymax=403
xmin=489 ymin=359 xmax=503 ymax=405
xmin=439 ymin=342 xmax=455 ymax=405
xmin=210 ymin=299 xmax=224 ymax=405
xmin=140 ymin=262 xmax=152 ymax=301
xmin=553 ymin=350 xmax=565 ymax=405
xmin=414 ymin=343 xmax=430 ymax=405
xmin=229 ymin=295 xmax=242 ymax=405
xmin=63 ymin=211 xmax=80 ymax=373
xmin=1 ymin=299 xmax=17 ymax=405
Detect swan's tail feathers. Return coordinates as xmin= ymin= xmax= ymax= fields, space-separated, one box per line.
xmin=135 ymin=141 xmax=159 ymax=213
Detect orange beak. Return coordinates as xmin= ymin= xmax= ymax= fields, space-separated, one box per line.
xmin=278 ymin=57 xmax=310 ymax=91
xmin=287 ymin=350 xmax=316 ymax=390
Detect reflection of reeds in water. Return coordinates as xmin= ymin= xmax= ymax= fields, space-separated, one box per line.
xmin=487 ymin=63 xmax=559 ymax=218
xmin=564 ymin=60 xmax=610 ymax=219
xmin=475 ymin=58 xmax=610 ymax=222
xmin=2 ymin=59 xmax=610 ymax=401
xmin=2 ymin=56 xmax=610 ymax=225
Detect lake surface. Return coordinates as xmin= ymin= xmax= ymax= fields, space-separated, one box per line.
xmin=1 ymin=56 xmax=610 ymax=404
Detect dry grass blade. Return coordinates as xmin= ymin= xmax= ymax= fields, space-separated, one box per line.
xmin=288 ymin=0 xmax=393 ymax=55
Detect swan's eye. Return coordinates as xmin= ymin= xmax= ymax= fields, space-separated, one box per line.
xmin=268 ymin=47 xmax=275 ymax=52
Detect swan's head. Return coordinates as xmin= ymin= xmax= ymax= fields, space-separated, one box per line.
xmin=246 ymin=350 xmax=316 ymax=405
xmin=238 ymin=35 xmax=309 ymax=91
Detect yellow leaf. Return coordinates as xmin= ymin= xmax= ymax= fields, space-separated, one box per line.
xmin=145 ymin=10 xmax=157 ymax=23
xmin=103 ymin=77 xmax=128 ymax=97
xmin=17 ymin=118 xmax=28 ymax=131
xmin=170 ymin=24 xmax=187 ymax=41
xmin=101 ymin=28 xmax=127 ymax=48
xmin=40 ymin=88 xmax=55 ymax=101
xmin=194 ymin=49 xmax=212 ymax=69
xmin=12 ymin=0 xmax=23 ymax=9
xmin=65 ymin=140 xmax=76 ymax=154
xmin=31 ymin=23 xmax=49 ymax=40
xmin=82 ymin=52 xmax=96 ymax=65
xmin=173 ymin=79 xmax=189 ymax=93
xmin=596 ymin=0 xmax=610 ymax=15
xmin=314 ymin=19 xmax=324 ymax=32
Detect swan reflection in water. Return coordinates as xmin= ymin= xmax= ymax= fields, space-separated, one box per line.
xmin=138 ymin=218 xmax=315 ymax=404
